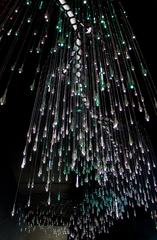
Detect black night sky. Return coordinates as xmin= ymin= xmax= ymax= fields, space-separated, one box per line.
xmin=0 ymin=0 xmax=157 ymax=239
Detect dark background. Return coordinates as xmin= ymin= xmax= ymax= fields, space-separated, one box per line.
xmin=0 ymin=0 xmax=157 ymax=239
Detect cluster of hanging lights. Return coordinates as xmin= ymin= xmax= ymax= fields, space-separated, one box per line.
xmin=0 ymin=0 xmax=157 ymax=238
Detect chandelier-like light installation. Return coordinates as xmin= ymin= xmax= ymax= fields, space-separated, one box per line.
xmin=0 ymin=0 xmax=157 ymax=238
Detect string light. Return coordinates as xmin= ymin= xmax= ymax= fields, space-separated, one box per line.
xmin=0 ymin=0 xmax=157 ymax=238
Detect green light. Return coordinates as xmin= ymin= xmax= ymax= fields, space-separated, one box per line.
xmin=129 ymin=84 xmax=134 ymax=89
xmin=15 ymin=31 xmax=19 ymax=37
xmin=57 ymin=192 xmax=61 ymax=201
xmin=76 ymin=106 xmax=82 ymax=112
xmin=39 ymin=1 xmax=43 ymax=10
xmin=56 ymin=17 xmax=63 ymax=33
xmin=94 ymin=94 xmax=100 ymax=107
xmin=99 ymin=66 xmax=105 ymax=91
